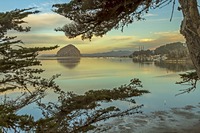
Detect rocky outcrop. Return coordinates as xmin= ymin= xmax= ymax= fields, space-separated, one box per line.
xmin=57 ymin=44 xmax=81 ymax=57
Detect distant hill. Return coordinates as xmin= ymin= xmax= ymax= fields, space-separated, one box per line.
xmin=130 ymin=42 xmax=189 ymax=60
xmin=82 ymin=50 xmax=133 ymax=57
xmin=154 ymin=42 xmax=187 ymax=55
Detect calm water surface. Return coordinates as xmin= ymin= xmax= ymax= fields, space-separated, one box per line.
xmin=40 ymin=57 xmax=199 ymax=112
xmin=15 ymin=57 xmax=200 ymax=119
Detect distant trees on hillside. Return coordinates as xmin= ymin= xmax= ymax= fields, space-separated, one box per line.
xmin=131 ymin=49 xmax=153 ymax=57
xmin=155 ymin=42 xmax=189 ymax=60
xmin=130 ymin=42 xmax=189 ymax=60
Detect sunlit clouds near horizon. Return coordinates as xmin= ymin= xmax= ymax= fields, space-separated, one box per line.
xmin=1 ymin=0 xmax=185 ymax=54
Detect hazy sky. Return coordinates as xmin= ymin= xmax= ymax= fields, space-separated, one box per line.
xmin=0 ymin=0 xmax=188 ymax=54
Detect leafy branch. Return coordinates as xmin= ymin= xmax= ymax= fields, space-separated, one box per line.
xmin=176 ymin=71 xmax=199 ymax=96
xmin=35 ymin=78 xmax=149 ymax=133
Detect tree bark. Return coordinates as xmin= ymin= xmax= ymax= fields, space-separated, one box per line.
xmin=178 ymin=0 xmax=200 ymax=78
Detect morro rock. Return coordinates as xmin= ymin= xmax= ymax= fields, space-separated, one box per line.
xmin=57 ymin=44 xmax=81 ymax=57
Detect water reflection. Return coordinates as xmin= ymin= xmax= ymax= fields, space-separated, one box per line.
xmin=22 ymin=58 xmax=200 ymax=118
xmin=132 ymin=59 xmax=194 ymax=72
xmin=154 ymin=61 xmax=194 ymax=72
xmin=57 ymin=57 xmax=81 ymax=69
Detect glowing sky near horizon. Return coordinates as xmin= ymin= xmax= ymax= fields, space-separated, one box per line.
xmin=0 ymin=0 xmax=189 ymax=54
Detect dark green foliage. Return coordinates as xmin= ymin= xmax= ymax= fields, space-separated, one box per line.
xmin=35 ymin=79 xmax=149 ymax=133
xmin=130 ymin=42 xmax=189 ymax=59
xmin=1 ymin=0 xmax=199 ymax=132
xmin=131 ymin=49 xmax=153 ymax=57
xmin=53 ymin=0 xmax=171 ymax=40
xmin=0 ymin=8 xmax=59 ymax=132
xmin=176 ymin=71 xmax=199 ymax=95
xmin=0 ymin=7 xmax=149 ymax=133
xmin=0 ymin=105 xmax=35 ymax=132
xmin=0 ymin=78 xmax=148 ymax=133
xmin=60 ymin=78 xmax=147 ymax=112
xmin=154 ymin=42 xmax=188 ymax=57
xmin=0 ymin=8 xmax=39 ymax=35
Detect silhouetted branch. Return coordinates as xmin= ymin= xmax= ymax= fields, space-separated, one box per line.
xmin=35 ymin=79 xmax=149 ymax=132
xmin=170 ymin=0 xmax=176 ymax=21
xmin=176 ymin=71 xmax=199 ymax=96
xmin=53 ymin=0 xmax=173 ymax=40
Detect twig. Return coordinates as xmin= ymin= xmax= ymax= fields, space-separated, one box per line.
xmin=170 ymin=0 xmax=176 ymax=21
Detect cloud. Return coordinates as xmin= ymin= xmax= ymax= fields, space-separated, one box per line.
xmin=14 ymin=33 xmax=92 ymax=54
xmin=146 ymin=17 xmax=182 ymax=22
xmin=88 ymin=31 xmax=185 ymax=53
xmin=43 ymin=32 xmax=184 ymax=54
xmin=97 ymin=36 xmax=137 ymax=46
xmin=153 ymin=31 xmax=173 ymax=35
xmin=16 ymin=34 xmax=91 ymax=46
xmin=23 ymin=13 xmax=71 ymax=33
xmin=144 ymin=13 xmax=158 ymax=17
xmin=129 ymin=31 xmax=185 ymax=50
xmin=10 ymin=12 xmax=185 ymax=54
xmin=9 ymin=25 xmax=185 ymax=54
xmin=152 ymin=31 xmax=185 ymax=42
xmin=139 ymin=38 xmax=155 ymax=42
xmin=108 ymin=36 xmax=135 ymax=41
xmin=81 ymin=36 xmax=138 ymax=52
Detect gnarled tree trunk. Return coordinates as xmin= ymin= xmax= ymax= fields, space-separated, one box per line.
xmin=178 ymin=0 xmax=200 ymax=78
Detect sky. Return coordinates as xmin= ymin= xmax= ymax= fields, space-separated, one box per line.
xmin=0 ymin=0 xmax=190 ymax=54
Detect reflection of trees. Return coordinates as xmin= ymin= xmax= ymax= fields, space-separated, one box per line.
xmin=132 ymin=60 xmax=153 ymax=68
xmin=132 ymin=59 xmax=153 ymax=64
xmin=154 ymin=61 xmax=194 ymax=72
xmin=57 ymin=57 xmax=81 ymax=69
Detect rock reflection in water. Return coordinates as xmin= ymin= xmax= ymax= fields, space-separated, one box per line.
xmin=57 ymin=57 xmax=80 ymax=69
